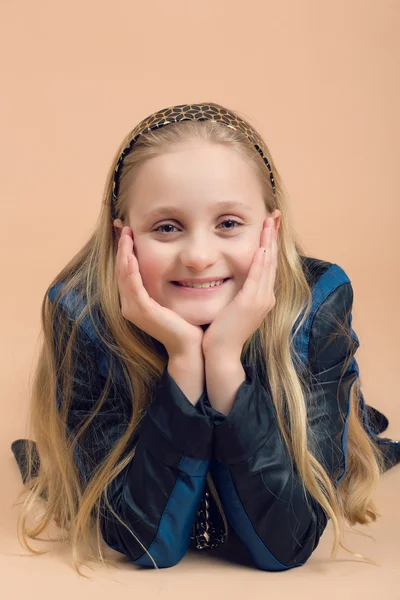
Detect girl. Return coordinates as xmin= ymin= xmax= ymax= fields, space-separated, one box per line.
xmin=11 ymin=102 xmax=400 ymax=576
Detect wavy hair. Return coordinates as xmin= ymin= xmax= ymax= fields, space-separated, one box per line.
xmin=13 ymin=108 xmax=386 ymax=576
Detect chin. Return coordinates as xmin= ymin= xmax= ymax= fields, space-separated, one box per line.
xmin=182 ymin=316 xmax=212 ymax=328
xmin=179 ymin=314 xmax=212 ymax=328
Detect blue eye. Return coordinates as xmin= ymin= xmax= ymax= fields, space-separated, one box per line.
xmin=153 ymin=219 xmax=244 ymax=234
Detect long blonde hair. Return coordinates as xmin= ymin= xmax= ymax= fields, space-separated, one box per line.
xmin=14 ymin=112 xmax=386 ymax=576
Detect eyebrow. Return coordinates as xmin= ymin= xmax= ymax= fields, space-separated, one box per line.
xmin=146 ymin=201 xmax=253 ymax=219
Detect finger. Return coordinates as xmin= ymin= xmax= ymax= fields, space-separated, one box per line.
xmin=259 ymin=218 xmax=268 ymax=247
xmin=258 ymin=220 xmax=272 ymax=268
xmin=118 ymin=230 xmax=135 ymax=277
xmin=265 ymin=227 xmax=278 ymax=300
xmin=242 ymin=220 xmax=271 ymax=297
xmin=116 ymin=232 xmax=138 ymax=290
xmin=242 ymin=245 xmax=265 ymax=297
xmin=116 ymin=232 xmax=131 ymax=280
xmin=123 ymin=239 xmax=152 ymax=307
xmin=258 ymin=222 xmax=273 ymax=294
xmin=115 ymin=235 xmax=125 ymax=278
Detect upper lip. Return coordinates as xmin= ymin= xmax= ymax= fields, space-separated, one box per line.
xmin=173 ymin=276 xmax=231 ymax=284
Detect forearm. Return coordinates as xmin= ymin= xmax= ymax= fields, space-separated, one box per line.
xmin=108 ymin=349 xmax=212 ymax=567
xmin=167 ymin=350 xmax=205 ymax=406
xmin=205 ymin=353 xmax=246 ymax=416
xmin=203 ymin=361 xmax=329 ymax=570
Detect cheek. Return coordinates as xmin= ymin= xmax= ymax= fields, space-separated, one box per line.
xmin=237 ymin=253 xmax=255 ymax=278
xmin=135 ymin=250 xmax=166 ymax=290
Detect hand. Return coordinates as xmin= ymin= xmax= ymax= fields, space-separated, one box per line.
xmin=202 ymin=217 xmax=278 ymax=358
xmin=115 ymin=226 xmax=205 ymax=358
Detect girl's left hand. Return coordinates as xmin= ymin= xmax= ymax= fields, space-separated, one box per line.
xmin=202 ymin=217 xmax=278 ymax=359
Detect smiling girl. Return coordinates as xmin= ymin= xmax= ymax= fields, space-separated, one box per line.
xmin=11 ymin=102 xmax=400 ymax=575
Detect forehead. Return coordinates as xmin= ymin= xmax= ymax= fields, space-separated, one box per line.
xmin=127 ymin=142 xmax=264 ymax=217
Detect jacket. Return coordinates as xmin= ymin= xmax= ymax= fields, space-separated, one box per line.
xmin=11 ymin=256 xmax=400 ymax=571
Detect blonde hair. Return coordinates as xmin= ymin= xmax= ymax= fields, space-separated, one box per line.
xmin=14 ymin=111 xmax=386 ymax=576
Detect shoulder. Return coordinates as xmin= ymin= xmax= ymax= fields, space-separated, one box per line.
xmin=47 ymin=281 xmax=115 ymax=381
xmin=300 ymin=255 xmax=333 ymax=288
xmin=300 ymin=254 xmax=354 ymax=308
xmin=48 ymin=281 xmax=102 ymax=346
xmin=293 ymin=256 xmax=358 ymax=368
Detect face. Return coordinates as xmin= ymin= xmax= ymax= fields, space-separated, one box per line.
xmin=114 ymin=140 xmax=280 ymax=327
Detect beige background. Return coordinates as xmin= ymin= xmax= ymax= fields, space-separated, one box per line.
xmin=1 ymin=0 xmax=399 ymax=595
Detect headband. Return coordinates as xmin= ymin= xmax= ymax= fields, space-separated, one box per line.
xmin=111 ymin=102 xmax=276 ymax=221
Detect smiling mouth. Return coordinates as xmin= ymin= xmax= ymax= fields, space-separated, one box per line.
xmin=171 ymin=278 xmax=231 ymax=287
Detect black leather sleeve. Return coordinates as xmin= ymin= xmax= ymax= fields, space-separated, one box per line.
xmin=204 ymin=283 xmax=358 ymax=571
xmin=52 ymin=304 xmax=214 ymax=568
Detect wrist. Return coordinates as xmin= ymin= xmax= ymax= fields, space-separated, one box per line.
xmin=168 ymin=345 xmax=204 ymax=365
xmin=204 ymin=356 xmax=247 ymax=416
xmin=204 ymin=348 xmax=241 ymax=367
xmin=167 ymin=351 xmax=205 ymax=406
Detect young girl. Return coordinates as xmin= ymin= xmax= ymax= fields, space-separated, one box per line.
xmin=11 ymin=102 xmax=400 ymax=575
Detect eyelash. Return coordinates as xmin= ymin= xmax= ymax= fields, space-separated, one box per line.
xmin=153 ymin=219 xmax=244 ymax=235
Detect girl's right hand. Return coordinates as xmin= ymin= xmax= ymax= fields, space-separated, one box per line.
xmin=115 ymin=226 xmax=205 ymax=358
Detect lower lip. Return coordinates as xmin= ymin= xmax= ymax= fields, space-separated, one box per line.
xmin=171 ymin=278 xmax=231 ymax=293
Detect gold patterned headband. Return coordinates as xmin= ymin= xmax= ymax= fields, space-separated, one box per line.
xmin=111 ymin=102 xmax=276 ymax=220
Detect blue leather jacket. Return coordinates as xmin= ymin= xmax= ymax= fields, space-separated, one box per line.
xmin=11 ymin=256 xmax=400 ymax=570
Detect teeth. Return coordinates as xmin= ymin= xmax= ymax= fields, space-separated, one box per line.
xmin=179 ymin=279 xmax=225 ymax=288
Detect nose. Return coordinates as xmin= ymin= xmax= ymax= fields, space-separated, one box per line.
xmin=179 ymin=240 xmax=222 ymax=272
